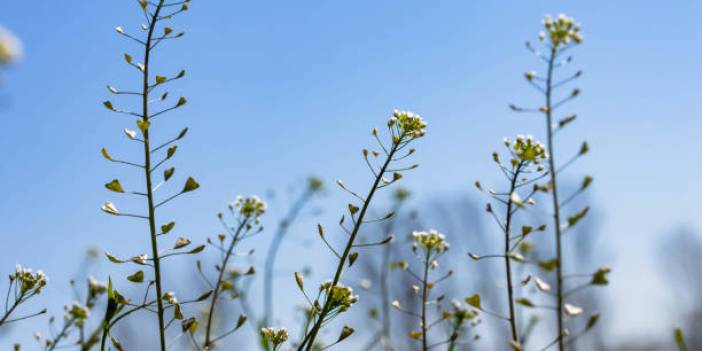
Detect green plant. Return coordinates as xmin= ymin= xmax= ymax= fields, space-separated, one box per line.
xmin=99 ymin=1 xmax=203 ymax=350
xmin=0 ymin=265 xmax=47 ymax=328
xmin=392 ymin=230 xmax=476 ymax=351
xmin=200 ymin=195 xmax=267 ymax=349
xmin=295 ymin=110 xmax=425 ymax=351
xmin=510 ymin=14 xmax=608 ymax=350
xmin=470 ymin=135 xmax=549 ymax=349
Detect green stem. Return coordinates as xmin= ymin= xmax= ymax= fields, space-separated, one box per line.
xmin=545 ymin=47 xmax=565 ymax=351
xmin=420 ymin=249 xmax=430 ymax=351
xmin=504 ymin=164 xmax=523 ymax=343
xmin=298 ymin=141 xmax=400 ymax=351
xmin=204 ymin=221 xmax=247 ymax=348
xmin=140 ymin=2 xmax=168 ymax=351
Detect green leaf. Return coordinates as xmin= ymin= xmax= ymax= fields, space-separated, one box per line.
xmin=579 ymin=141 xmax=590 ymax=155
xmin=105 ymin=252 xmax=126 ymax=264
xmin=521 ymin=225 xmax=533 ymax=236
xmin=515 ymin=298 xmax=534 ymax=307
xmin=127 ymin=270 xmax=144 ymax=283
xmin=105 ymin=179 xmax=124 ymax=193
xmin=674 ymin=327 xmax=688 ymax=351
xmin=177 ymin=127 xmax=188 ymax=139
xmin=182 ymin=177 xmax=200 ymax=193
xmin=167 ymin=145 xmax=178 ymax=159
xmin=585 ymin=313 xmax=600 ymax=331
xmin=235 ymin=314 xmax=247 ymax=330
xmin=173 ymin=304 xmax=183 ymax=320
xmin=101 ymin=148 xmax=113 ymax=161
xmin=164 ymin=27 xmax=173 ymax=36
xmin=188 ymin=244 xmax=206 ymax=254
xmin=124 ymin=53 xmax=133 ymax=64
xmin=161 ymin=221 xmax=175 ymax=234
xmin=176 ymin=70 xmax=186 ymax=79
xmin=337 ymin=326 xmax=355 ymax=342
xmin=567 ymin=207 xmax=590 ymax=228
xmin=136 ymin=119 xmax=150 ymax=133
xmin=465 ymin=294 xmax=481 ymax=309
xmin=591 ymin=266 xmax=611 ymax=286
xmin=164 ymin=167 xmax=175 ymax=181
xmin=348 ymin=252 xmax=359 ymax=267
xmin=196 ymin=290 xmax=213 ymax=302
xmin=348 ymin=204 xmax=359 ymax=215
xmin=155 ymin=75 xmax=167 ymax=84
xmin=105 ymin=278 xmax=118 ymax=324
xmin=103 ymin=101 xmax=115 ymax=111
xmin=176 ymin=96 xmax=187 ymax=107
xmin=582 ymin=175 xmax=593 ymax=190
xmin=538 ymin=259 xmax=559 ymax=271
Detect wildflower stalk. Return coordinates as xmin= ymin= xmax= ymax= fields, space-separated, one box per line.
xmin=420 ymin=247 xmax=431 ymax=351
xmin=545 ymin=37 xmax=566 ymax=351
xmin=299 ymin=111 xmax=425 ymax=350
xmin=102 ymin=1 xmax=197 ymax=349
xmin=298 ymin=140 xmax=400 ymax=351
xmin=142 ymin=4 xmax=169 ymax=350
xmin=503 ymin=162 xmax=524 ymax=344
xmin=204 ymin=221 xmax=246 ymax=348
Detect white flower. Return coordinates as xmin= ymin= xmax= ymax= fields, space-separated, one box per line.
xmin=0 ymin=26 xmax=22 ymax=65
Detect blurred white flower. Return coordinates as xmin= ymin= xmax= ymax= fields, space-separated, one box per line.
xmin=0 ymin=26 xmax=22 ymax=65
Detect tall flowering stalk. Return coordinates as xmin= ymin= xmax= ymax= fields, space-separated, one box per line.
xmin=295 ymin=110 xmax=426 ymax=351
xmin=470 ymin=135 xmax=548 ymax=349
xmin=511 ymin=14 xmax=608 ymax=350
xmin=392 ymin=230 xmax=476 ymax=351
xmin=201 ymin=195 xmax=267 ymax=349
xmin=100 ymin=1 xmax=202 ymax=350
xmin=0 ymin=265 xmax=48 ymax=328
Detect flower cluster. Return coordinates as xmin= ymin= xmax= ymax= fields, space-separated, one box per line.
xmin=67 ymin=302 xmax=90 ymax=322
xmin=233 ymin=195 xmax=267 ymax=220
xmin=540 ymin=14 xmax=582 ymax=47
xmin=319 ymin=281 xmax=359 ymax=313
xmin=442 ymin=299 xmax=478 ymax=325
xmin=307 ymin=176 xmax=324 ymax=192
xmin=260 ymin=327 xmax=288 ymax=348
xmin=512 ymin=135 xmax=547 ymax=163
xmin=0 ymin=26 xmax=22 ymax=65
xmin=389 ymin=110 xmax=426 ymax=139
xmin=412 ymin=229 xmax=449 ymax=254
xmin=12 ymin=265 xmax=48 ymax=294
xmin=88 ymin=276 xmax=107 ymax=297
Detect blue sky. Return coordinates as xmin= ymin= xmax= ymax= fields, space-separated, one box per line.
xmin=1 ymin=0 xmax=701 ymax=348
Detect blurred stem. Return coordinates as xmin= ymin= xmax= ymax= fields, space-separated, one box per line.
xmin=504 ymin=163 xmax=523 ymax=343
xmin=141 ymin=2 xmax=168 ymax=351
xmin=545 ymin=46 xmax=565 ymax=351
xmin=204 ymin=221 xmax=247 ymax=349
xmin=298 ymin=139 xmax=401 ymax=351
xmin=379 ymin=205 xmax=400 ymax=351
xmin=262 ymin=189 xmax=313 ymax=334
xmin=420 ymin=249 xmax=430 ymax=351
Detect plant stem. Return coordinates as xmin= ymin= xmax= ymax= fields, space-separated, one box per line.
xmin=0 ymin=301 xmax=19 ymax=326
xmin=141 ymin=2 xmax=167 ymax=350
xmin=47 ymin=319 xmax=76 ymax=351
xmin=263 ymin=190 xmax=312 ymax=331
xmin=204 ymin=221 xmax=247 ymax=348
xmin=298 ymin=142 xmax=400 ymax=351
xmin=504 ymin=164 xmax=522 ymax=344
xmin=545 ymin=47 xmax=565 ymax=351
xmin=420 ymin=249 xmax=430 ymax=351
